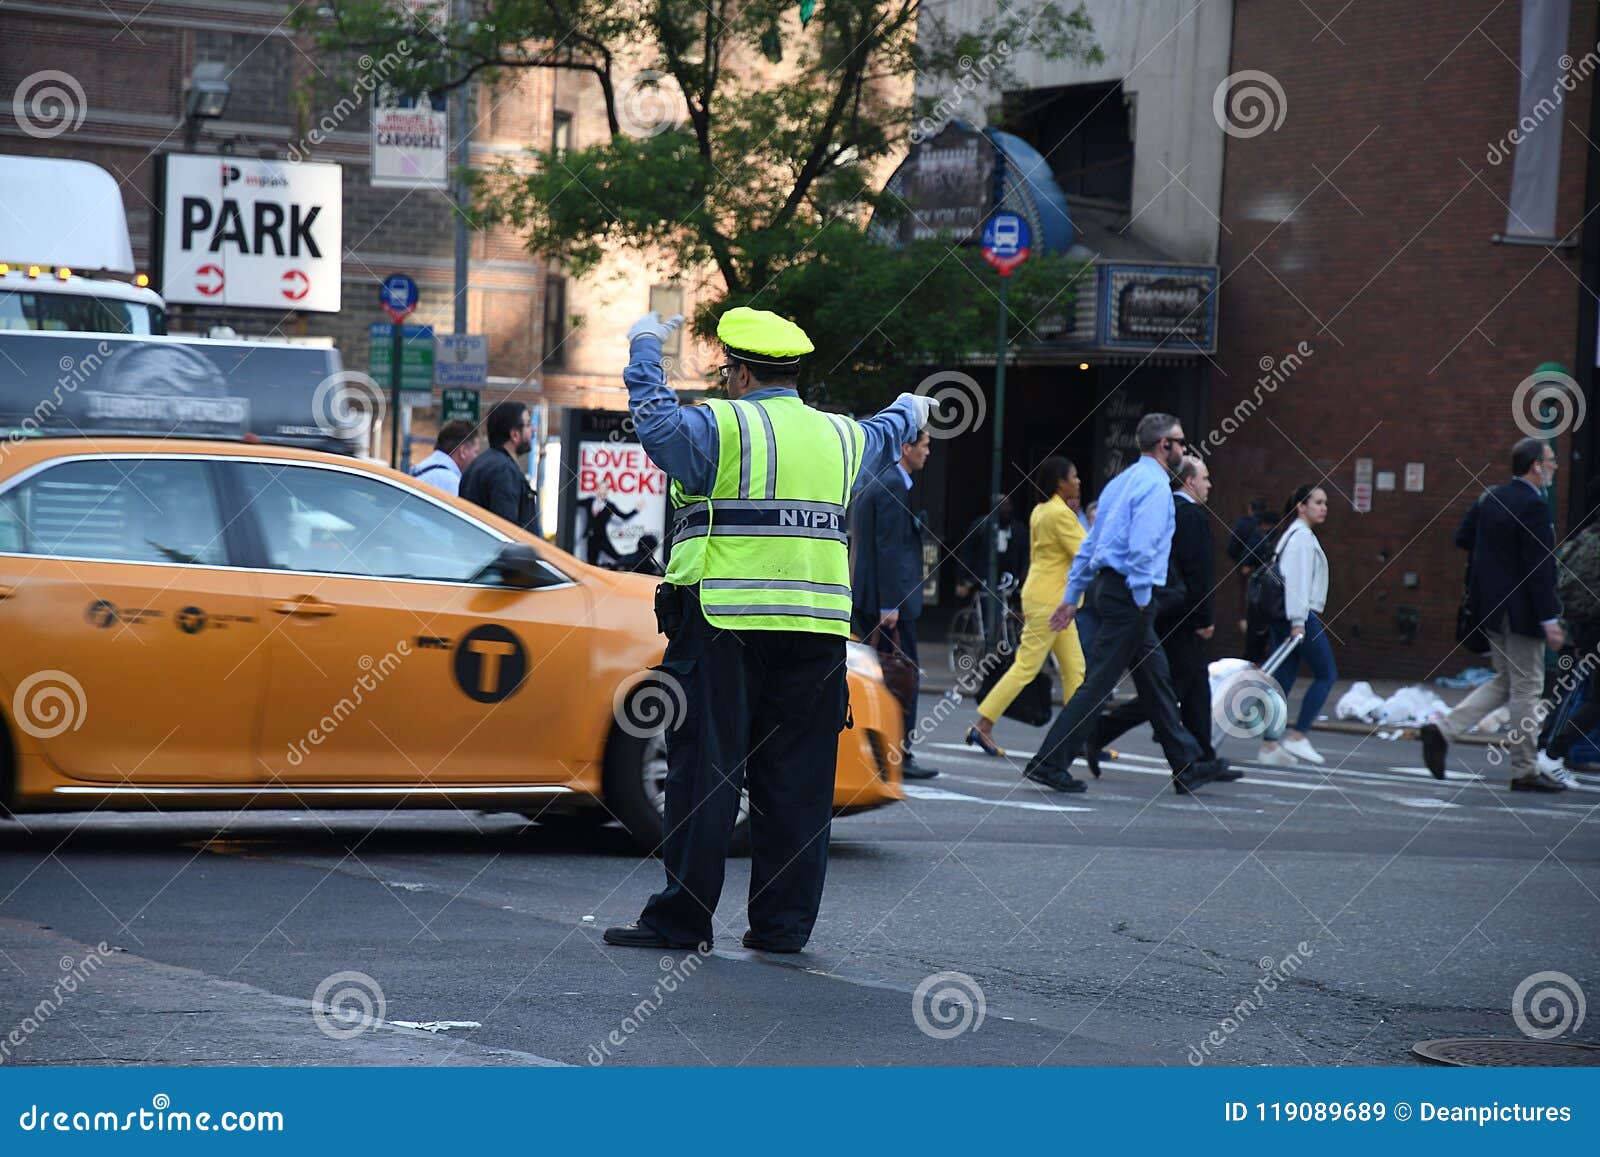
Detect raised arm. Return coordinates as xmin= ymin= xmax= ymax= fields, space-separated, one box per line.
xmin=622 ymin=320 xmax=719 ymax=497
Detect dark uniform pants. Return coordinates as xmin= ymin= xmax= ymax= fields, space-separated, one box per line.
xmin=1092 ymin=621 xmax=1216 ymax=764
xmin=640 ymin=591 xmax=848 ymax=949
xmin=1028 ymin=571 xmax=1205 ymax=775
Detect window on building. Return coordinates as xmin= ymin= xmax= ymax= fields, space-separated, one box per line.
xmin=1002 ymin=82 xmax=1133 ymax=207
xmin=542 ymin=275 xmax=567 ymax=368
xmin=552 ymin=111 xmax=573 ymax=156
xmin=649 ymin=285 xmax=685 ymax=357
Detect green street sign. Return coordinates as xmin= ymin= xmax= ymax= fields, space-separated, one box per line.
xmin=368 ymin=323 xmax=435 ymax=393
xmin=440 ymin=388 xmax=481 ymax=426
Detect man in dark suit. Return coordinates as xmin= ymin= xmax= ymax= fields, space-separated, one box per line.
xmin=1422 ymin=437 xmax=1566 ymax=791
xmin=851 ymin=429 xmax=937 ymax=779
xmin=459 ymin=400 xmax=539 ymax=532
xmin=1087 ymin=456 xmax=1239 ymax=782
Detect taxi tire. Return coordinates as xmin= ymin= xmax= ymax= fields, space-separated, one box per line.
xmin=602 ymin=724 xmax=752 ymax=857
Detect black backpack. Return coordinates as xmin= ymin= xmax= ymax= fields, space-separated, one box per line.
xmin=1246 ymin=527 xmax=1293 ymax=626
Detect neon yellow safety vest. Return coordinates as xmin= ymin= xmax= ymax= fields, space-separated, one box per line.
xmin=664 ymin=396 xmax=867 ymax=635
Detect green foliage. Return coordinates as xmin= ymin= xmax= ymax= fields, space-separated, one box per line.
xmin=296 ymin=0 xmax=1103 ymax=403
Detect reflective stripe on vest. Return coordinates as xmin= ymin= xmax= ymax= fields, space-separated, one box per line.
xmin=664 ymin=396 xmax=866 ymax=635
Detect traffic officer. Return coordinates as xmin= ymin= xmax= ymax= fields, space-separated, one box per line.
xmin=604 ymin=307 xmax=932 ymax=953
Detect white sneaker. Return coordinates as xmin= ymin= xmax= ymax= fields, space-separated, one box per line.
xmin=1257 ymin=745 xmax=1300 ymax=767
xmin=1279 ymin=735 xmax=1326 ymax=765
xmin=1536 ymin=752 xmax=1580 ymax=788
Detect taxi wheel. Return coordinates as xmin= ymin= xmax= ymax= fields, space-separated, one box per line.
xmin=602 ymin=727 xmax=751 ymax=856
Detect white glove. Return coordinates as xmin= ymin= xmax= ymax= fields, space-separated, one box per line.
xmin=896 ymin=390 xmax=938 ymax=429
xmin=627 ymin=310 xmax=684 ymax=345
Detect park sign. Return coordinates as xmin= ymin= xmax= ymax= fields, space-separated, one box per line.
xmin=157 ymin=155 xmax=342 ymax=312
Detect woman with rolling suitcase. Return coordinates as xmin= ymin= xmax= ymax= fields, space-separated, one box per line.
xmin=1258 ymin=484 xmax=1339 ymax=767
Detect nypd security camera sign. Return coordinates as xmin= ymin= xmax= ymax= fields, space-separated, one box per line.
xmin=158 ymin=155 xmax=343 ymax=312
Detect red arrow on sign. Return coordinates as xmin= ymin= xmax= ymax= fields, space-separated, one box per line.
xmin=281 ymin=269 xmax=309 ymax=302
xmin=195 ymin=264 xmax=225 ymax=296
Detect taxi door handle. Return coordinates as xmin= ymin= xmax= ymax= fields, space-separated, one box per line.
xmin=272 ymin=597 xmax=338 ymax=618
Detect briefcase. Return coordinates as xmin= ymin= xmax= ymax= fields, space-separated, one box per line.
xmin=868 ymin=626 xmax=919 ymax=714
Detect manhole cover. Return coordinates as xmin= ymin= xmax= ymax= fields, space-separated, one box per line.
xmin=1414 ymin=1038 xmax=1600 ymax=1067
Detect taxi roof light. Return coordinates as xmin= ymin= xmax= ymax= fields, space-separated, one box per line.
xmin=135 ymin=273 xmax=150 ymax=288
xmin=27 ymin=265 xmax=41 ymax=278
xmin=57 ymin=267 xmax=72 ymax=281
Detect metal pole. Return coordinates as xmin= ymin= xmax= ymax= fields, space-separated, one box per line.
xmin=986 ymin=274 xmax=1009 ymax=645
xmin=390 ymin=323 xmax=403 ymax=467
xmin=452 ymin=0 xmax=471 ymax=337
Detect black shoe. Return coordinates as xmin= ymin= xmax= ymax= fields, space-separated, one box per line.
xmin=1024 ymin=763 xmax=1087 ymax=793
xmin=1214 ymin=760 xmax=1245 ymax=782
xmin=742 ymin=930 xmax=804 ymax=953
xmin=901 ymin=756 xmax=939 ymax=780
xmin=1420 ymin=722 xmax=1447 ymax=780
xmin=1173 ymin=759 xmax=1227 ymax=795
xmin=1085 ymin=746 xmax=1103 ymax=779
xmin=602 ymin=922 xmax=703 ymax=950
xmin=1510 ymin=771 xmax=1569 ymax=793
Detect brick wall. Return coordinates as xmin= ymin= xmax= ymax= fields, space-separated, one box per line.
xmin=1210 ymin=0 xmax=1595 ymax=679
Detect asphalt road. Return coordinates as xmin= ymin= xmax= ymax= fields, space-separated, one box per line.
xmin=1 ymin=696 xmax=1595 ymax=1068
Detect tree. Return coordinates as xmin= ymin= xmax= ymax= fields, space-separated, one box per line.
xmin=295 ymin=0 xmax=1103 ymax=406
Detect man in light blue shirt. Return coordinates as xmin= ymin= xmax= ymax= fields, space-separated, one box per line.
xmin=1023 ymin=412 xmax=1225 ymax=796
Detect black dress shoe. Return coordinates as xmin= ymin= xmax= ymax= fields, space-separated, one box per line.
xmin=742 ymin=930 xmax=804 ymax=953
xmin=602 ymin=922 xmax=704 ymax=950
xmin=1024 ymin=763 xmax=1087 ymax=793
xmin=1420 ymin=722 xmax=1448 ymax=779
xmin=1214 ymin=760 xmax=1245 ymax=782
xmin=901 ymin=757 xmax=939 ymax=780
xmin=1510 ymin=771 xmax=1568 ymax=793
xmin=1173 ymin=760 xmax=1227 ymax=795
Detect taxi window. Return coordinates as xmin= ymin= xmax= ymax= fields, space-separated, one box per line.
xmin=0 ymin=458 xmax=226 ymax=565
xmin=231 ymin=462 xmax=504 ymax=582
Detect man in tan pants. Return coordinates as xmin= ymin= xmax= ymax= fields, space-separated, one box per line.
xmin=1422 ymin=437 xmax=1568 ymax=791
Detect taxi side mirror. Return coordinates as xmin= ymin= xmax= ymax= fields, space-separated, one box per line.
xmin=486 ymin=543 xmax=551 ymax=589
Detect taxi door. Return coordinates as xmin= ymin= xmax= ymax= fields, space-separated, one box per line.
xmin=0 ymin=454 xmax=264 ymax=783
xmin=220 ymin=459 xmax=596 ymax=786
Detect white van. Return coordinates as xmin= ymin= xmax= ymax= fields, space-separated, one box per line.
xmin=0 ymin=155 xmax=167 ymax=335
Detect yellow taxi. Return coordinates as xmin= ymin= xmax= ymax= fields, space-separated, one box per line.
xmin=0 ymin=436 xmax=904 ymax=852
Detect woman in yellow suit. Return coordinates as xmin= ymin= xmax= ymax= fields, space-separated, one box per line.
xmin=966 ymin=457 xmax=1086 ymax=756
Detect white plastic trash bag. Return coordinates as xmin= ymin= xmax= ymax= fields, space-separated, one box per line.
xmin=1336 ymin=680 xmax=1385 ymax=724
xmin=1377 ymin=685 xmax=1449 ymax=727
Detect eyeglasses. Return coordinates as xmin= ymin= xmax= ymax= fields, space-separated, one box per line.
xmin=718 ymin=364 xmax=732 ymax=381
xmin=1164 ymin=436 xmax=1189 ymax=448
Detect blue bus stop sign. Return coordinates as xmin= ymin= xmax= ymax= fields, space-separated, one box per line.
xmin=981 ymin=213 xmax=1032 ymax=277
xmin=380 ymin=273 xmax=419 ymax=323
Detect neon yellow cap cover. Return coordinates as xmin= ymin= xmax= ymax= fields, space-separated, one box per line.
xmin=717 ymin=306 xmax=814 ymax=365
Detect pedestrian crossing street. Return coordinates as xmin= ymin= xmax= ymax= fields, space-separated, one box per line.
xmin=904 ymin=739 xmax=1600 ymax=829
